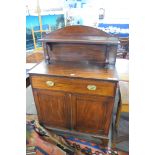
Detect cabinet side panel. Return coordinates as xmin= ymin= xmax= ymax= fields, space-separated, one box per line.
xmin=33 ymin=90 xmax=43 ymax=121
xmin=106 ymin=45 xmax=117 ymax=65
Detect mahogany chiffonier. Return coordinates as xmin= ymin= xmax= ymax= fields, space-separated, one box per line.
xmin=29 ymin=25 xmax=119 ymax=146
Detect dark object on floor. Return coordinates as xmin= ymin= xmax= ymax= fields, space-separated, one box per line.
xmin=26 ymin=121 xmax=66 ymax=155
xmin=30 ymin=120 xmax=75 ymax=154
xmin=26 ymin=76 xmax=30 ymax=88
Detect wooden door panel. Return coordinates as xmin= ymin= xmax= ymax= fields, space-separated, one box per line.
xmin=72 ymin=94 xmax=114 ymax=135
xmin=33 ymin=89 xmax=70 ymax=129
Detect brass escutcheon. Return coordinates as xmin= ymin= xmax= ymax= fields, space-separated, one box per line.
xmin=87 ymin=85 xmax=97 ymax=90
xmin=46 ymin=81 xmax=55 ymax=87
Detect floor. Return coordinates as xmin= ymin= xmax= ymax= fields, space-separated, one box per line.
xmin=26 ymin=86 xmax=129 ymax=153
xmin=26 ymin=86 xmax=37 ymax=115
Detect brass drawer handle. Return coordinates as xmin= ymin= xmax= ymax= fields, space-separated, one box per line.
xmin=46 ymin=81 xmax=55 ymax=87
xmin=87 ymin=85 xmax=97 ymax=90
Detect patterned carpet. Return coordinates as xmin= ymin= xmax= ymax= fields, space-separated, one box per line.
xmin=26 ymin=119 xmax=128 ymax=155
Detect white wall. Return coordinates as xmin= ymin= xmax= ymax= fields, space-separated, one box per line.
xmin=26 ymin=0 xmax=129 ymax=24
xmin=83 ymin=0 xmax=129 ymax=24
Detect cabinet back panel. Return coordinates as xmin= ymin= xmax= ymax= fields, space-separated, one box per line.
xmin=48 ymin=43 xmax=107 ymax=64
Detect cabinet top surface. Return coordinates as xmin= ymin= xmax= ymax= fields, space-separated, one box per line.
xmin=29 ymin=61 xmax=118 ymax=81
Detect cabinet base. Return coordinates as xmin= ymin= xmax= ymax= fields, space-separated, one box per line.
xmin=42 ymin=124 xmax=109 ymax=146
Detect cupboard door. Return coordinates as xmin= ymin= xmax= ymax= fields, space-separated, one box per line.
xmin=33 ymin=89 xmax=70 ymax=129
xmin=71 ymin=94 xmax=114 ymax=135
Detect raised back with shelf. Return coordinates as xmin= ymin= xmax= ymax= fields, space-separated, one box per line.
xmin=40 ymin=25 xmax=119 ymax=65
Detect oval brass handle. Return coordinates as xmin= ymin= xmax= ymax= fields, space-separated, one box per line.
xmin=87 ymin=85 xmax=97 ymax=90
xmin=46 ymin=81 xmax=55 ymax=87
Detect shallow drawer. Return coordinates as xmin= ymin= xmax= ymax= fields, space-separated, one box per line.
xmin=31 ymin=75 xmax=116 ymax=97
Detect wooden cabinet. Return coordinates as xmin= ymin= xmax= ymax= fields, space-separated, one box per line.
xmin=30 ymin=65 xmax=118 ymax=145
xmin=33 ymin=87 xmax=115 ymax=133
xmin=29 ymin=25 xmax=119 ymax=146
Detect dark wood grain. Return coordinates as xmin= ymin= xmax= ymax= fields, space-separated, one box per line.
xmin=31 ymin=75 xmax=116 ymax=97
xmin=29 ymin=61 xmax=118 ymax=81
xmin=49 ymin=43 xmax=107 ymax=64
xmin=71 ymin=94 xmax=114 ymax=135
xmin=40 ymin=25 xmax=119 ymax=44
xmin=33 ymin=89 xmax=70 ymax=129
xmin=40 ymin=25 xmax=119 ymax=65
